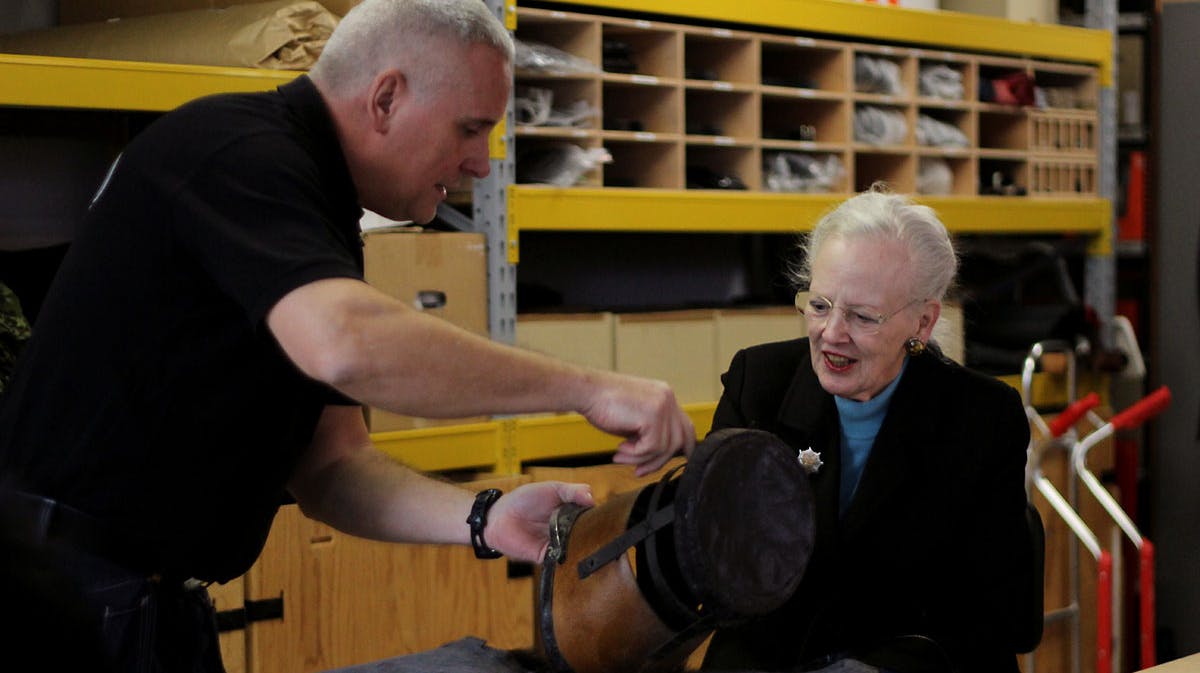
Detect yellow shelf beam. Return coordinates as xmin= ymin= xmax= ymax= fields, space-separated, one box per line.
xmin=373 ymin=421 xmax=505 ymax=473
xmin=370 ymin=404 xmax=717 ymax=474
xmin=514 ymin=403 xmax=716 ymax=463
xmin=507 ymin=187 xmax=1112 ymax=262
xmin=0 ymin=53 xmax=296 ymax=111
xmin=367 ymin=372 xmax=1104 ymax=474
xmin=539 ymin=0 xmax=1113 ymax=84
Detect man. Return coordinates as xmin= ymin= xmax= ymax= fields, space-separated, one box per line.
xmin=0 ymin=1 xmax=695 ymax=670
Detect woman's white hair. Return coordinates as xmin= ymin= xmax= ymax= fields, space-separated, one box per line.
xmin=311 ymin=0 xmax=514 ymax=97
xmin=790 ymin=183 xmax=959 ymax=302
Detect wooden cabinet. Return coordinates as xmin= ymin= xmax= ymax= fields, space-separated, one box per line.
xmin=216 ymin=475 xmax=533 ymax=673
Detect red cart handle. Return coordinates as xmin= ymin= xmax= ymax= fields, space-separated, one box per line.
xmin=1097 ymin=551 xmax=1113 ymax=673
xmin=1110 ymin=386 xmax=1172 ymax=431
xmin=1140 ymin=541 xmax=1157 ymax=669
xmin=1048 ymin=392 xmax=1102 ymax=438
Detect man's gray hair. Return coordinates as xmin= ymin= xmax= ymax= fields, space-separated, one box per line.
xmin=791 ymin=183 xmax=959 ymax=302
xmin=311 ymin=0 xmax=514 ymax=96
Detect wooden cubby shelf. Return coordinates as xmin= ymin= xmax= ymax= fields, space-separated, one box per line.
xmin=513 ymin=4 xmax=1104 ymax=210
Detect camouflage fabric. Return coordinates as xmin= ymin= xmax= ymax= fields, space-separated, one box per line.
xmin=0 ymin=283 xmax=31 ymax=397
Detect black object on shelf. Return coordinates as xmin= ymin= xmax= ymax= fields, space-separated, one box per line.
xmin=686 ymin=165 xmax=747 ymax=190
xmin=762 ymin=74 xmax=818 ymax=89
xmin=979 ymin=170 xmax=1027 ymax=197
xmin=763 ymin=125 xmax=816 ymax=142
xmin=686 ymin=121 xmax=724 ymax=136
xmin=604 ymin=117 xmax=645 ymax=132
xmin=602 ymin=38 xmax=637 ymax=73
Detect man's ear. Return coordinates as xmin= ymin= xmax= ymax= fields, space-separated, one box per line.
xmin=367 ymin=70 xmax=406 ymax=133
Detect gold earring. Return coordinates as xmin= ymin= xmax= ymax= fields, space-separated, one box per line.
xmin=905 ymin=337 xmax=926 ymax=356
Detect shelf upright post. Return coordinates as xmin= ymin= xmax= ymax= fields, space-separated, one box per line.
xmin=474 ymin=0 xmax=519 ymax=345
xmin=1085 ymin=0 xmax=1118 ymax=348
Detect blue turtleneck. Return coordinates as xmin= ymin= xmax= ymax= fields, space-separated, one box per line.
xmin=834 ymin=357 xmax=908 ymax=516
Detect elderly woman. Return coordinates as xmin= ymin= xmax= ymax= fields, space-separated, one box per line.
xmin=701 ymin=187 xmax=1039 ymax=673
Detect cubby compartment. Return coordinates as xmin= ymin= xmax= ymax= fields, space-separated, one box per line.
xmin=978 ymin=110 xmax=1029 ymax=150
xmin=514 ymin=78 xmax=601 ymax=134
xmin=603 ymin=139 xmax=684 ymax=188
xmin=1030 ymin=112 xmax=1096 ymax=154
xmin=854 ymin=103 xmax=911 ymax=147
xmin=854 ymin=151 xmax=915 ymax=193
xmin=917 ymin=106 xmax=972 ymax=148
xmin=1029 ymin=159 xmax=1096 ymax=197
xmin=602 ymin=82 xmax=682 ymax=135
xmin=916 ymin=153 xmax=975 ymax=196
xmin=515 ymin=9 xmax=602 ymax=73
xmin=917 ymin=53 xmax=972 ymax=102
xmin=978 ymin=157 xmax=1029 ymax=196
xmin=516 ymin=137 xmax=607 ymax=187
xmin=762 ymin=95 xmax=847 ymax=144
xmin=685 ymin=89 xmax=758 ymax=140
xmin=686 ymin=144 xmax=757 ymax=190
xmin=760 ymin=37 xmax=847 ymax=91
xmin=1032 ymin=62 xmax=1098 ymax=111
xmin=853 ymin=46 xmax=914 ymax=98
xmin=601 ymin=20 xmax=682 ymax=78
xmin=977 ymin=57 xmax=1031 ymax=107
xmin=762 ymin=149 xmax=848 ymax=193
xmin=683 ymin=29 xmax=757 ymax=84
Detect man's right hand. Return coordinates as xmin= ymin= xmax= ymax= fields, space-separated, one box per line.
xmin=578 ymin=372 xmax=696 ymax=476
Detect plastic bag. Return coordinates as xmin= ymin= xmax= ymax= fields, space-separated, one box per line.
xmin=514 ymin=87 xmax=597 ymax=128
xmin=919 ymin=64 xmax=964 ymax=100
xmin=916 ymin=114 xmax=969 ymax=148
xmin=517 ymin=144 xmax=612 ymax=186
xmin=917 ymin=157 xmax=953 ymax=195
xmin=854 ymin=55 xmax=903 ymax=95
xmin=514 ymin=39 xmax=600 ymax=75
xmin=854 ymin=106 xmax=908 ymax=145
xmin=763 ymin=152 xmax=845 ymax=193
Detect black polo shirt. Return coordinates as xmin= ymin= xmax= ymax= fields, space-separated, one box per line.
xmin=0 ymin=76 xmax=365 ymax=582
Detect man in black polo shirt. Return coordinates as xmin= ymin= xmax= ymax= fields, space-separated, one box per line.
xmin=0 ymin=1 xmax=696 ymax=670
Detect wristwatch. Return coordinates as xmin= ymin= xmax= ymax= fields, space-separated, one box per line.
xmin=467 ymin=488 xmax=504 ymax=559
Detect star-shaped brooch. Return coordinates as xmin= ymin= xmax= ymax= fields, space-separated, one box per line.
xmin=797 ymin=447 xmax=823 ymax=474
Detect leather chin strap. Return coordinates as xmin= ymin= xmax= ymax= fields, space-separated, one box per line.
xmin=539 ymin=503 xmax=587 ymax=673
xmin=576 ymin=463 xmax=701 ymax=628
xmin=576 ymin=463 xmax=682 ymax=580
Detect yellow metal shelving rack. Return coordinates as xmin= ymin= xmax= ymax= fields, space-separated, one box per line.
xmin=0 ymin=52 xmax=296 ymax=112
xmin=506 ymin=188 xmax=1113 ymax=263
xmin=0 ymin=1 xmax=1115 ymax=473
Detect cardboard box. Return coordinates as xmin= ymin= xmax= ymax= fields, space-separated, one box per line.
xmin=614 ymin=310 xmax=718 ymax=404
xmin=4 ymin=0 xmax=335 ymax=70
xmin=1117 ymin=33 xmax=1145 ymax=128
xmin=516 ymin=312 xmax=614 ymax=372
xmin=714 ymin=306 xmax=805 ymax=375
xmin=361 ymin=230 xmax=489 ymax=433
xmin=59 ymin=0 xmax=359 ymax=23
xmin=939 ymin=0 xmax=1056 ymax=23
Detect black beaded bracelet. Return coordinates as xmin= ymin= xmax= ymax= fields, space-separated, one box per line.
xmin=466 ymin=488 xmax=504 ymax=559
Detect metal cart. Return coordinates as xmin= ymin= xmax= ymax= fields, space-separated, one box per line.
xmin=1070 ymin=386 xmax=1171 ymax=671
xmin=1022 ymin=341 xmax=1111 ymax=673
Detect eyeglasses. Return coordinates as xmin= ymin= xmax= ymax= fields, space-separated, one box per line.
xmin=794 ymin=291 xmax=923 ymax=336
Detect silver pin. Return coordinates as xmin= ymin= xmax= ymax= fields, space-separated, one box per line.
xmin=798 ymin=447 xmax=823 ymax=474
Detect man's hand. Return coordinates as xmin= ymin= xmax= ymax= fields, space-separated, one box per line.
xmin=485 ymin=482 xmax=595 ymax=563
xmin=579 ymin=372 xmax=697 ymax=477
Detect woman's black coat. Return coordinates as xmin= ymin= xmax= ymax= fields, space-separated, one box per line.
xmin=701 ymin=338 xmax=1037 ymax=673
